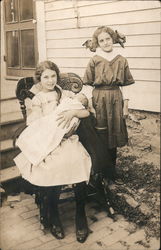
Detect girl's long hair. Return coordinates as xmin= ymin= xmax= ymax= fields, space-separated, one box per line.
xmin=92 ymin=26 xmax=116 ymax=48
xmin=35 ymin=60 xmax=62 ymax=102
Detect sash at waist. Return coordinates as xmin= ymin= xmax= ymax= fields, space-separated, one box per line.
xmin=94 ymin=85 xmax=119 ymax=90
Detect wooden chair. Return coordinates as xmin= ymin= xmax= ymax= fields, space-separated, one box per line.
xmin=15 ymin=73 xmax=115 ymax=217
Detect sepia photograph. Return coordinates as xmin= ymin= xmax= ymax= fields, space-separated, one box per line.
xmin=0 ymin=0 xmax=160 ymax=249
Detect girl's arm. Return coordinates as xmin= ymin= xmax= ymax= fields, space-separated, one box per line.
xmin=26 ymin=97 xmax=42 ymax=125
xmin=123 ymin=59 xmax=135 ymax=86
xmin=83 ymin=58 xmax=95 ymax=85
xmin=57 ymin=109 xmax=90 ymax=129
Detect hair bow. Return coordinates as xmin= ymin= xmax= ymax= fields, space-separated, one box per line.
xmin=114 ymin=30 xmax=126 ymax=48
xmin=82 ymin=40 xmax=96 ymax=52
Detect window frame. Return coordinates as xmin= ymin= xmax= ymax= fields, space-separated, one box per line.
xmin=3 ymin=0 xmax=38 ymax=77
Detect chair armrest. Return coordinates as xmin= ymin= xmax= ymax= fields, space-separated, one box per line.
xmin=16 ymin=77 xmax=35 ymax=120
xmin=16 ymin=77 xmax=35 ymax=101
xmin=59 ymin=73 xmax=83 ymax=93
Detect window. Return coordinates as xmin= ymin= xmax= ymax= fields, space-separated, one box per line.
xmin=4 ymin=0 xmax=38 ymax=77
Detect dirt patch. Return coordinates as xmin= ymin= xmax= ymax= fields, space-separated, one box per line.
xmin=115 ymin=152 xmax=160 ymax=238
xmin=113 ymin=111 xmax=160 ymax=239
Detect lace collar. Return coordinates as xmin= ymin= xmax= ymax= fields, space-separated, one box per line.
xmin=95 ymin=47 xmax=121 ymax=62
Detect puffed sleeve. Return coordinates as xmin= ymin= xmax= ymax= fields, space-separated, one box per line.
xmin=26 ymin=96 xmax=43 ymax=125
xmin=123 ymin=59 xmax=135 ymax=86
xmin=83 ymin=58 xmax=95 ymax=85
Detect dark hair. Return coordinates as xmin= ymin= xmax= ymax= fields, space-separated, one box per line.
xmin=35 ymin=60 xmax=62 ymax=102
xmin=92 ymin=26 xmax=117 ymax=48
xmin=35 ymin=60 xmax=60 ymax=83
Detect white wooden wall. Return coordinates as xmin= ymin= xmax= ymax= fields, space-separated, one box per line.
xmin=43 ymin=0 xmax=160 ymax=112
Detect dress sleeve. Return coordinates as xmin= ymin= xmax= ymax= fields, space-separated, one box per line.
xmin=83 ymin=58 xmax=95 ymax=85
xmin=123 ymin=59 xmax=135 ymax=86
xmin=26 ymin=96 xmax=43 ymax=125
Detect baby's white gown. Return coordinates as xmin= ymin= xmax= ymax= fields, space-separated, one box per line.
xmin=14 ymin=90 xmax=91 ymax=187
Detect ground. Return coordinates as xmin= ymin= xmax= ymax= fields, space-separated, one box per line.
xmin=115 ymin=111 xmax=160 ymax=240
xmin=0 ymin=111 xmax=160 ymax=250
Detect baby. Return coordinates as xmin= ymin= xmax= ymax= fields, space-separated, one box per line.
xmin=75 ymin=93 xmax=88 ymax=109
xmin=16 ymin=93 xmax=89 ymax=166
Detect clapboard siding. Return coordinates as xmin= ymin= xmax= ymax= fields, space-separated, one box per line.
xmin=48 ymin=58 xmax=160 ymax=70
xmin=47 ymin=46 xmax=160 ymax=58
xmin=130 ymin=69 xmax=159 ymax=82
xmin=44 ymin=0 xmax=160 ymax=112
xmin=47 ymin=34 xmax=160 ymax=48
xmin=46 ymin=8 xmax=75 ymax=21
xmin=46 ymin=22 xmax=160 ymax=39
xmin=79 ymin=1 xmax=160 ymax=16
xmin=124 ymin=81 xmax=160 ymax=112
xmin=46 ymin=8 xmax=160 ymax=30
xmin=45 ymin=1 xmax=160 ymax=21
xmin=45 ymin=1 xmax=110 ymax=11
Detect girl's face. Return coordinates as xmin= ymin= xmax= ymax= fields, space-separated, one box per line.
xmin=41 ymin=69 xmax=57 ymax=92
xmin=98 ymin=32 xmax=113 ymax=52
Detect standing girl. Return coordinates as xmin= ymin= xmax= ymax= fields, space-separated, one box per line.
xmin=14 ymin=61 xmax=91 ymax=243
xmin=83 ymin=26 xmax=135 ymax=184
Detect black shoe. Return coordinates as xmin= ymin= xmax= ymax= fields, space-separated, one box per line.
xmin=40 ymin=216 xmax=50 ymax=230
xmin=75 ymin=211 xmax=89 ymax=243
xmin=50 ymin=224 xmax=65 ymax=239
xmin=76 ymin=228 xmax=89 ymax=243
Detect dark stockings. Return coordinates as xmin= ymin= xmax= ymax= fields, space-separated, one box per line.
xmin=108 ymin=147 xmax=117 ymax=181
xmin=97 ymin=130 xmax=117 ymax=181
xmin=37 ymin=186 xmax=64 ymax=239
xmin=36 ymin=186 xmax=61 ymax=228
xmin=36 ymin=183 xmax=88 ymax=242
xmin=73 ymin=182 xmax=89 ymax=243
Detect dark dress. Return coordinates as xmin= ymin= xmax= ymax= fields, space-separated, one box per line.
xmin=83 ymin=54 xmax=135 ymax=180
xmin=83 ymin=54 xmax=135 ymax=149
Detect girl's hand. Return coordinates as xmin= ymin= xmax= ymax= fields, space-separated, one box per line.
xmin=90 ymin=107 xmax=96 ymax=117
xmin=64 ymin=123 xmax=78 ymax=138
xmin=123 ymin=99 xmax=129 ymax=119
xmin=56 ymin=110 xmax=75 ymax=129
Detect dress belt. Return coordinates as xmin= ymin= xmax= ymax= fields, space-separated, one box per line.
xmin=94 ymin=85 xmax=119 ymax=90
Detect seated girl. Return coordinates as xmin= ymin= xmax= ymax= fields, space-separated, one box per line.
xmin=15 ymin=92 xmax=88 ymax=166
xmin=14 ymin=60 xmax=91 ymax=243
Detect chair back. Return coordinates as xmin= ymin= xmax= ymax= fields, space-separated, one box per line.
xmin=16 ymin=73 xmax=83 ymax=121
xmin=16 ymin=77 xmax=35 ymax=121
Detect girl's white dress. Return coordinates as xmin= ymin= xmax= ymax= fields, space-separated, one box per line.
xmin=16 ymin=97 xmax=83 ymax=166
xmin=14 ymin=90 xmax=91 ymax=187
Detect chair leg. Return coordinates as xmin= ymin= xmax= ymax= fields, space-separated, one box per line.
xmin=89 ymin=173 xmax=116 ymax=219
xmin=101 ymin=177 xmax=116 ymax=219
